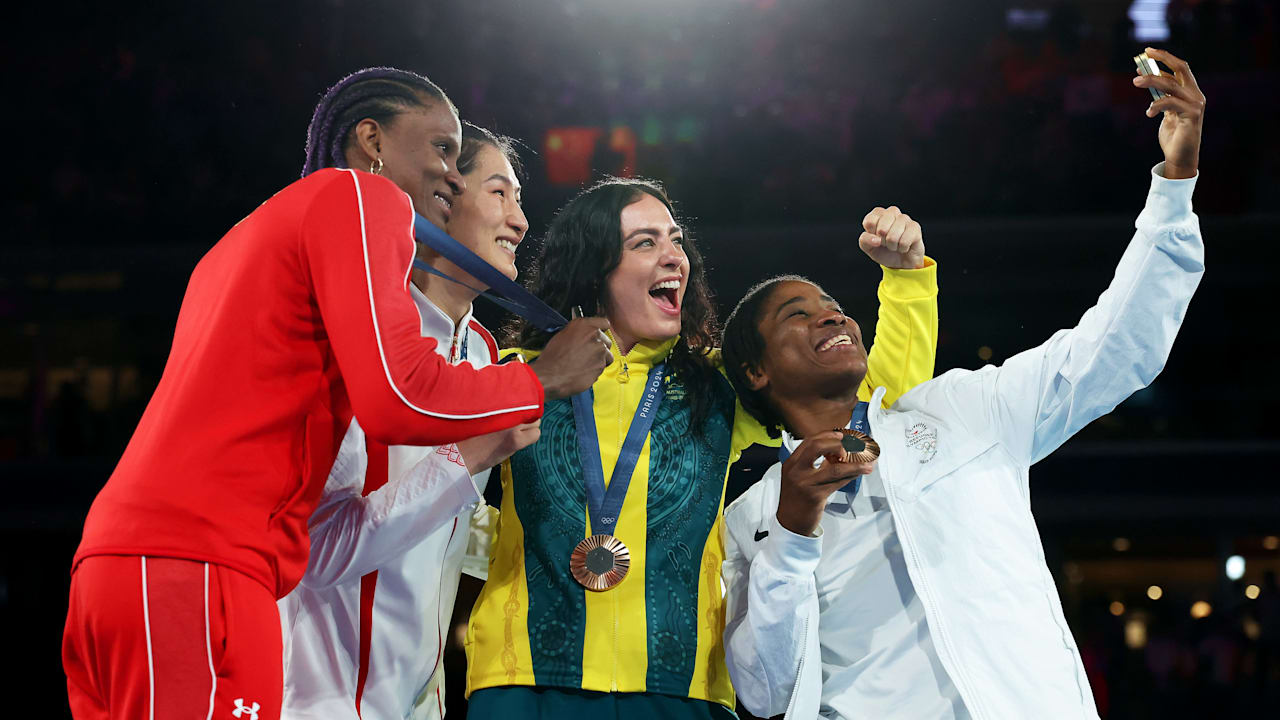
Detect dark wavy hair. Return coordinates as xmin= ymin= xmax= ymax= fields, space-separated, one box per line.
xmin=302 ymin=67 xmax=457 ymax=177
xmin=721 ymin=274 xmax=813 ymax=439
xmin=506 ymin=178 xmax=725 ymax=433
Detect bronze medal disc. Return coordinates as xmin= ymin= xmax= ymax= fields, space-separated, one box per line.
xmin=836 ymin=428 xmax=881 ymax=465
xmin=570 ymin=534 xmax=631 ymax=591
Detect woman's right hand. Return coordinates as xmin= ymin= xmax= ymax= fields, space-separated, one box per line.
xmin=457 ymin=420 xmax=542 ymax=474
xmin=776 ymin=432 xmax=875 ymax=536
xmin=530 ymin=317 xmax=613 ymax=400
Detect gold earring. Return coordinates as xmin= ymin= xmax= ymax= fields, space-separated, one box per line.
xmin=370 ymin=157 xmax=384 ymax=175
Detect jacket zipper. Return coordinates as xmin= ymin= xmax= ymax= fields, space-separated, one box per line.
xmin=612 ymin=344 xmax=630 ymax=691
xmin=784 ymin=612 xmax=809 ymax=718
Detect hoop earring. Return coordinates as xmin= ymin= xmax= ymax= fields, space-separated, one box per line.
xmin=370 ymin=157 xmax=384 ymax=175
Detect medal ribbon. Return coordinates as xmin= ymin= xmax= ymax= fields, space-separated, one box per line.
xmin=570 ymin=363 xmax=666 ymax=537
xmin=779 ymin=402 xmax=870 ymax=495
xmin=412 ymin=212 xmax=569 ymax=333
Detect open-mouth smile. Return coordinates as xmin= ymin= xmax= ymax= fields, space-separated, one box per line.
xmin=815 ymin=333 xmax=855 ymax=352
xmin=648 ymin=278 xmax=682 ymax=315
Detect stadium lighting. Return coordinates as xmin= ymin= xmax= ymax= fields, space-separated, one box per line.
xmin=1128 ymin=1 xmax=1171 ymax=42
xmin=1124 ymin=618 xmax=1147 ymax=649
xmin=1245 ymin=584 xmax=1261 ymax=600
xmin=1147 ymin=585 xmax=1163 ymax=600
xmin=1189 ymin=601 xmax=1212 ymax=619
xmin=1225 ymin=555 xmax=1245 ymax=581
xmin=1109 ymin=601 xmax=1125 ymax=616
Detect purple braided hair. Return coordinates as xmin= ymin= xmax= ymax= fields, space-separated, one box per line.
xmin=302 ymin=67 xmax=458 ymax=177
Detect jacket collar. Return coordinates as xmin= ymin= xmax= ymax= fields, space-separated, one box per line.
xmin=779 ymin=385 xmax=890 ymax=454
xmin=409 ymin=284 xmax=474 ymax=349
xmin=606 ymin=332 xmax=679 ymax=369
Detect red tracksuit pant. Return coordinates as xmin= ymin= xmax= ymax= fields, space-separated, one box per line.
xmin=63 ymin=556 xmax=283 ymax=720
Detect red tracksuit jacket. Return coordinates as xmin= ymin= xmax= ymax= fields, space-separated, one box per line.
xmin=73 ymin=168 xmax=543 ymax=598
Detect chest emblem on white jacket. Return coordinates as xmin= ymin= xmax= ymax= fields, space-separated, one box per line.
xmin=905 ymin=423 xmax=938 ymax=463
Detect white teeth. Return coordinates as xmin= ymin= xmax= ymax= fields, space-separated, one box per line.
xmin=650 ymin=279 xmax=680 ymax=291
xmin=496 ymin=239 xmax=517 ymax=253
xmin=434 ymin=193 xmax=451 ymax=209
xmin=818 ymin=335 xmax=853 ymax=352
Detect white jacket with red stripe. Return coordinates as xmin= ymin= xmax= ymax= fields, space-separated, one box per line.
xmin=279 ymin=285 xmax=499 ymax=720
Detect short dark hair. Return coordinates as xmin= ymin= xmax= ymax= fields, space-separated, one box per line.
xmin=459 ymin=122 xmax=525 ymax=180
xmin=302 ymin=67 xmax=457 ymax=177
xmin=721 ymin=274 xmax=814 ymax=439
xmin=506 ymin=177 xmax=725 ymax=433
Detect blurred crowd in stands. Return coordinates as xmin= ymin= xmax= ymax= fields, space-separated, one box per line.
xmin=15 ymin=0 xmax=1277 ymax=250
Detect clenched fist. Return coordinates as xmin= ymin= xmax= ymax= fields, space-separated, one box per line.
xmin=858 ymin=206 xmax=925 ymax=270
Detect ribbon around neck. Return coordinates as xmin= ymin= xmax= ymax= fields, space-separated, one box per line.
xmin=571 ymin=364 xmax=666 ymax=537
xmin=412 ymin=212 xmax=568 ymax=333
xmin=779 ymin=402 xmax=870 ymax=496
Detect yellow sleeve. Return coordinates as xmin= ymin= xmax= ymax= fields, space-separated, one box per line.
xmin=706 ymin=349 xmax=782 ymax=461
xmin=859 ymin=257 xmax=939 ymax=408
xmin=498 ymin=346 xmax=534 ymax=362
xmin=730 ymin=391 xmax=781 ymax=460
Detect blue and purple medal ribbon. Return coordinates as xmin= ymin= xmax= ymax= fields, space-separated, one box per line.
xmin=411 ymin=212 xmax=568 ymax=333
xmin=778 ymin=401 xmax=870 ymax=495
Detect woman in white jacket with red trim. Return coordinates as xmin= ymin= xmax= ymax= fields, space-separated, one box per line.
xmin=280 ymin=121 xmax=556 ymax=720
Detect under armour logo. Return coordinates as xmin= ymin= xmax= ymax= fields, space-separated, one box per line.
xmin=232 ymin=698 xmax=260 ymax=720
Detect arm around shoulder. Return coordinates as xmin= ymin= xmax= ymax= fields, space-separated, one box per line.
xmin=299 ymin=170 xmax=544 ymax=446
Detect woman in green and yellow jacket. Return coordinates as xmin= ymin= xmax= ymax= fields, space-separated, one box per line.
xmin=465 ymin=178 xmax=938 ymax=718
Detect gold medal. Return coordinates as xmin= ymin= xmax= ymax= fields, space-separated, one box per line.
xmin=835 ymin=428 xmax=880 ymax=465
xmin=570 ymin=534 xmax=630 ymax=591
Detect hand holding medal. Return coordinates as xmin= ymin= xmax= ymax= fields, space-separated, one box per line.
xmin=776 ymin=430 xmax=879 ymax=537
xmin=832 ymin=428 xmax=880 ymax=467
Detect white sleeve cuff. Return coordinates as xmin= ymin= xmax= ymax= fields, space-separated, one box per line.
xmin=759 ymin=514 xmax=824 ymax=578
xmin=374 ymin=449 xmax=482 ymax=526
xmin=1141 ymin=162 xmax=1198 ymax=228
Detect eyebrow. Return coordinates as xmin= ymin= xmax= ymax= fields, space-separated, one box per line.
xmin=773 ymin=293 xmax=840 ymax=319
xmin=481 ymin=173 xmax=522 ymax=198
xmin=624 ymin=225 xmax=683 ymax=242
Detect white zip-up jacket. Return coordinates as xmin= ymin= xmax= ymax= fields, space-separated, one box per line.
xmin=279 ymin=286 xmax=498 ymax=720
xmin=723 ymin=166 xmax=1203 ymax=720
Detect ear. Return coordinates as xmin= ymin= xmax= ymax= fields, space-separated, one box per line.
xmin=346 ymin=118 xmax=383 ymax=168
xmin=743 ymin=363 xmax=769 ymax=392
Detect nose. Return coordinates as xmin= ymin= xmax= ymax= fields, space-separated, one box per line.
xmin=509 ymin=203 xmax=529 ymax=240
xmin=443 ymin=159 xmax=466 ymax=197
xmin=818 ymin=309 xmax=849 ymax=327
xmin=659 ymin=238 xmax=686 ymax=269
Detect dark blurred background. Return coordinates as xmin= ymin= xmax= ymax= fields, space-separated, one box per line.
xmin=3 ymin=0 xmax=1278 ymax=717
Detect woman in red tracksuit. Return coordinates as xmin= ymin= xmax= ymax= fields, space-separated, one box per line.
xmin=62 ymin=68 xmax=610 ymax=720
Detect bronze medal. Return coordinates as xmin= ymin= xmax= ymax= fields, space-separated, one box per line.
xmin=570 ymin=534 xmax=630 ymax=591
xmin=836 ymin=428 xmax=880 ymax=465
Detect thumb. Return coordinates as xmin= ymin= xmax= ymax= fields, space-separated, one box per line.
xmin=858 ymin=232 xmax=882 ymax=251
